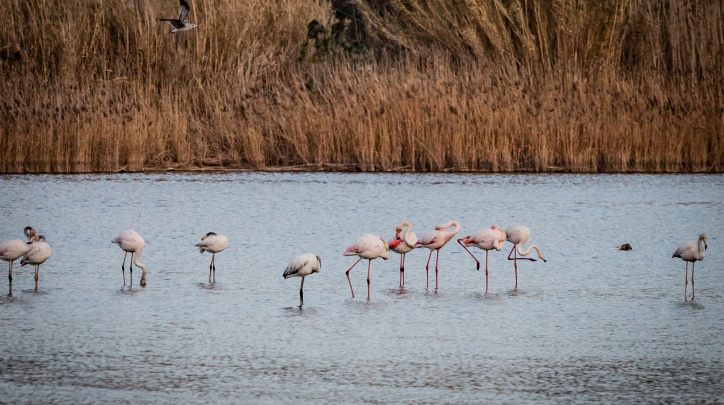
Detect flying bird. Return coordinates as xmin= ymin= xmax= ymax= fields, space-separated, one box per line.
xmin=505 ymin=224 xmax=546 ymax=289
xmin=415 ymin=221 xmax=460 ymax=290
xmin=283 ymin=253 xmax=321 ymax=308
xmin=0 ymin=227 xmax=36 ymax=295
xmin=21 ymin=235 xmax=52 ymax=291
xmin=343 ymin=234 xmax=389 ymax=298
xmin=458 ymin=225 xmax=506 ymax=294
xmin=196 ymin=232 xmax=229 ymax=283
xmin=160 ymin=0 xmax=197 ymax=33
xmin=672 ymin=233 xmax=707 ymax=301
xmin=388 ymin=222 xmax=417 ymax=287
xmin=112 ymin=230 xmax=148 ymax=286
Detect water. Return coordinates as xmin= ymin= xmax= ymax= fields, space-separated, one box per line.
xmin=1 ymin=173 xmax=723 ymax=403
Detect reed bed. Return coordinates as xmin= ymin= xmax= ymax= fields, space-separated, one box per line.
xmin=0 ymin=0 xmax=722 ymax=173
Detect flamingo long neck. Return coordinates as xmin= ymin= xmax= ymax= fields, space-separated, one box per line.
xmin=517 ymin=243 xmax=542 ymax=258
xmin=134 ymin=246 xmax=147 ymax=274
xmin=698 ymin=238 xmax=706 ymax=257
xmin=438 ymin=221 xmax=460 ymax=236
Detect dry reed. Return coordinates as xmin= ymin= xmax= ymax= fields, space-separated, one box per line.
xmin=0 ymin=0 xmax=722 ymax=173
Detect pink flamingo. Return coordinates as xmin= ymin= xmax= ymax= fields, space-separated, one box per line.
xmin=0 ymin=227 xmax=36 ymax=295
xmin=388 ymin=222 xmax=417 ymax=287
xmin=415 ymin=221 xmax=460 ymax=289
xmin=344 ymin=234 xmax=389 ymax=298
xmin=457 ymin=225 xmax=506 ymax=293
xmin=505 ymin=224 xmax=546 ymax=289
xmin=672 ymin=233 xmax=707 ymax=301
xmin=112 ymin=230 xmax=148 ymax=286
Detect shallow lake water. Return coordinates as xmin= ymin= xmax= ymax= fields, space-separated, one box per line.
xmin=1 ymin=172 xmax=723 ymax=403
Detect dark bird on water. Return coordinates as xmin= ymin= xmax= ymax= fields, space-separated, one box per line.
xmin=160 ymin=0 xmax=197 ymax=33
xmin=617 ymin=244 xmax=633 ymax=251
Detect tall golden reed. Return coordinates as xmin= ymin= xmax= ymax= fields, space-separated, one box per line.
xmin=0 ymin=0 xmax=721 ymax=173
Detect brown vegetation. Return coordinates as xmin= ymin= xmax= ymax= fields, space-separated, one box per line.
xmin=0 ymin=0 xmax=722 ymax=173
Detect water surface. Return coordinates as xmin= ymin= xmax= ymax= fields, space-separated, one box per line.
xmin=1 ymin=173 xmax=723 ymax=403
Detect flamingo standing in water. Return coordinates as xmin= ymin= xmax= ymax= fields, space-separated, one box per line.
xmin=672 ymin=233 xmax=707 ymax=301
xmin=21 ymin=235 xmax=52 ymax=291
xmin=196 ymin=232 xmax=229 ymax=283
xmin=0 ymin=227 xmax=36 ymax=295
xmin=505 ymin=224 xmax=546 ymax=289
xmin=283 ymin=253 xmax=321 ymax=308
xmin=388 ymin=222 xmax=417 ymax=287
xmin=344 ymin=234 xmax=389 ymax=298
xmin=458 ymin=225 xmax=506 ymax=293
xmin=112 ymin=230 xmax=148 ymax=286
xmin=415 ymin=221 xmax=460 ymax=289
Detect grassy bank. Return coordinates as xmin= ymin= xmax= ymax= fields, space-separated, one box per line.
xmin=1 ymin=0 xmax=722 ymax=173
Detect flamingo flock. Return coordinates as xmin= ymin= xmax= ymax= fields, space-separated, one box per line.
xmin=0 ymin=223 xmax=710 ymax=305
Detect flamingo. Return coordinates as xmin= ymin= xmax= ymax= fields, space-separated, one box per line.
xmin=672 ymin=233 xmax=707 ymax=301
xmin=457 ymin=225 xmax=506 ymax=293
xmin=388 ymin=222 xmax=417 ymax=287
xmin=343 ymin=234 xmax=389 ymax=298
xmin=21 ymin=234 xmax=52 ymax=291
xmin=505 ymin=224 xmax=546 ymax=289
xmin=0 ymin=227 xmax=36 ymax=295
xmin=112 ymin=230 xmax=148 ymax=286
xmin=415 ymin=221 xmax=460 ymax=289
xmin=283 ymin=253 xmax=321 ymax=308
xmin=196 ymin=232 xmax=229 ymax=283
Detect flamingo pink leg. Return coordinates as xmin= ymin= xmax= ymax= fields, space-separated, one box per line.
xmin=684 ymin=262 xmax=688 ymax=301
xmin=367 ymin=260 xmax=371 ymax=299
xmin=435 ymin=249 xmax=440 ymax=289
xmin=121 ymin=252 xmax=128 ymax=285
xmin=345 ymin=257 xmax=362 ymax=298
xmin=130 ymin=252 xmax=134 ymax=286
xmin=399 ymin=254 xmax=404 ymax=287
xmin=457 ymin=239 xmax=480 ymax=270
xmin=691 ymin=262 xmax=695 ymax=301
xmin=485 ymin=250 xmax=489 ymax=294
xmin=425 ymin=249 xmax=434 ymax=289
xmin=508 ymin=245 xmax=535 ymax=289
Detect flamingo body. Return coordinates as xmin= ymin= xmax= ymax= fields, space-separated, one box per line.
xmin=415 ymin=221 xmax=460 ymax=289
xmin=388 ymin=222 xmax=417 ymax=286
xmin=458 ymin=226 xmax=506 ymax=293
xmin=673 ymin=233 xmax=707 ymax=300
xmin=344 ymin=234 xmax=389 ymax=298
xmin=21 ymin=235 xmax=52 ymax=291
xmin=112 ymin=230 xmax=148 ymax=286
xmin=196 ymin=232 xmax=229 ymax=283
xmin=284 ymin=253 xmax=321 ymax=308
xmin=504 ymin=224 xmax=546 ymax=289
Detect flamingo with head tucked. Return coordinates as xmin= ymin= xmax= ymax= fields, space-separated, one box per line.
xmin=196 ymin=232 xmax=229 ymax=283
xmin=0 ymin=227 xmax=36 ymax=295
xmin=672 ymin=233 xmax=707 ymax=301
xmin=344 ymin=234 xmax=389 ymax=298
xmin=112 ymin=230 xmax=148 ymax=286
xmin=388 ymin=222 xmax=417 ymax=287
xmin=21 ymin=235 xmax=52 ymax=291
xmin=283 ymin=253 xmax=321 ymax=308
xmin=415 ymin=221 xmax=460 ymax=290
xmin=505 ymin=224 xmax=546 ymax=289
xmin=458 ymin=225 xmax=506 ymax=293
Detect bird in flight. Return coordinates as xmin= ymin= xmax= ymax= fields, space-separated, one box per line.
xmin=160 ymin=0 xmax=197 ymax=33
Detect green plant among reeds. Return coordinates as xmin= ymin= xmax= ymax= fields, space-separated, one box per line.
xmin=0 ymin=0 xmax=721 ymax=173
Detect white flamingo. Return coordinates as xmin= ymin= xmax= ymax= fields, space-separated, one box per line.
xmin=505 ymin=224 xmax=546 ymax=289
xmin=283 ymin=253 xmax=321 ymax=308
xmin=343 ymin=234 xmax=389 ymax=298
xmin=672 ymin=233 xmax=707 ymax=301
xmin=21 ymin=235 xmax=52 ymax=291
xmin=112 ymin=230 xmax=148 ymax=286
xmin=388 ymin=222 xmax=417 ymax=287
xmin=415 ymin=221 xmax=460 ymax=289
xmin=0 ymin=227 xmax=36 ymax=295
xmin=458 ymin=225 xmax=506 ymax=294
xmin=196 ymin=232 xmax=229 ymax=283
